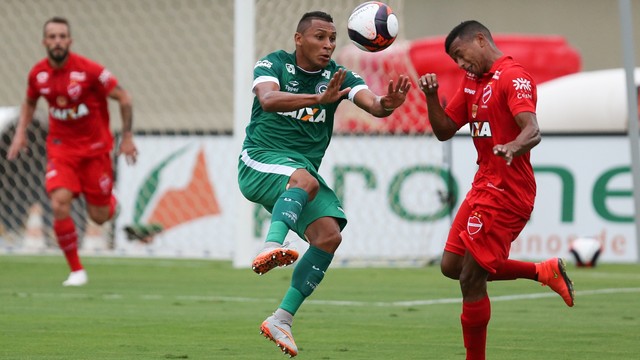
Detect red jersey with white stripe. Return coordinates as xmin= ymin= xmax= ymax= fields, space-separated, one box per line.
xmin=445 ymin=56 xmax=537 ymax=218
xmin=27 ymin=52 xmax=118 ymax=157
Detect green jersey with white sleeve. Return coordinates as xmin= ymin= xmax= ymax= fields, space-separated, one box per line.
xmin=243 ymin=50 xmax=367 ymax=170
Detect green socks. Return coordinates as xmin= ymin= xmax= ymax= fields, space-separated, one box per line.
xmin=266 ymin=187 xmax=309 ymax=244
xmin=279 ymin=246 xmax=333 ymax=315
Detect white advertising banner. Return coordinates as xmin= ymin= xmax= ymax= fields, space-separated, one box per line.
xmin=114 ymin=136 xmax=237 ymax=259
xmin=452 ymin=135 xmax=637 ymax=262
xmin=116 ymin=135 xmax=637 ymax=263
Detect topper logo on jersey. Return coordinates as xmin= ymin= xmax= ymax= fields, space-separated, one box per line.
xmin=470 ymin=121 xmax=492 ymax=137
xmin=50 ymin=103 xmax=89 ymax=121
xmin=278 ymin=107 xmax=327 ymax=123
xmin=285 ymin=81 xmax=299 ymax=93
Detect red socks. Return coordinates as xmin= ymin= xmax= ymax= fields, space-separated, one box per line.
xmin=53 ymin=217 xmax=83 ymax=271
xmin=488 ymin=259 xmax=536 ymax=281
xmin=461 ymin=296 xmax=491 ymax=360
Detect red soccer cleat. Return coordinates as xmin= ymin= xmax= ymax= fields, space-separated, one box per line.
xmin=536 ymin=257 xmax=575 ymax=307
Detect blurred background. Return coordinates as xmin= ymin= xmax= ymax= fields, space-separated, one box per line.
xmin=0 ymin=0 xmax=638 ymax=266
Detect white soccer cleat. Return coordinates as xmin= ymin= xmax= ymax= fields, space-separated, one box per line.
xmin=260 ymin=314 xmax=298 ymax=357
xmin=62 ymin=269 xmax=88 ymax=287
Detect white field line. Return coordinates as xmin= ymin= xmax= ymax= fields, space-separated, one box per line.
xmin=10 ymin=287 xmax=640 ymax=307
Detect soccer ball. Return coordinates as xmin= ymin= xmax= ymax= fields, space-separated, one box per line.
xmin=569 ymin=237 xmax=602 ymax=267
xmin=347 ymin=1 xmax=399 ymax=52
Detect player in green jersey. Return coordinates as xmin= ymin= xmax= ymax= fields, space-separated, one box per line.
xmin=238 ymin=11 xmax=411 ymax=357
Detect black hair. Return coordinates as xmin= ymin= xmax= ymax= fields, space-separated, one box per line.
xmin=297 ymin=11 xmax=334 ymax=33
xmin=444 ymin=20 xmax=493 ymax=53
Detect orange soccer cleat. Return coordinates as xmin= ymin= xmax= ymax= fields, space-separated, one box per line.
xmin=252 ymin=242 xmax=299 ymax=275
xmin=536 ymin=257 xmax=575 ymax=307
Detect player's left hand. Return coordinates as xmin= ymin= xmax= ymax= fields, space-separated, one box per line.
xmin=380 ymin=75 xmax=411 ymax=111
xmin=493 ymin=144 xmax=515 ymax=165
xmin=119 ymin=133 xmax=138 ymax=165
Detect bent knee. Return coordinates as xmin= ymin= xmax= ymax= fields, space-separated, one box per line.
xmin=441 ymin=263 xmax=460 ymax=280
xmin=310 ymin=231 xmax=342 ymax=253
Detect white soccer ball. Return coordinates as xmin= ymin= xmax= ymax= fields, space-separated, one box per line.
xmin=347 ymin=1 xmax=399 ymax=52
xmin=569 ymin=237 xmax=602 ymax=267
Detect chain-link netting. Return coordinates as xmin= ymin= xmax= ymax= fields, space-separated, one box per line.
xmin=1 ymin=0 xmax=448 ymax=265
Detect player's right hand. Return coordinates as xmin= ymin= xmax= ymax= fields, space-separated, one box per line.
xmin=6 ymin=132 xmax=27 ymax=160
xmin=318 ymin=69 xmax=351 ymax=104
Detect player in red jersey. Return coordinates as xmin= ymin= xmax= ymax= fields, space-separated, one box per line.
xmin=419 ymin=21 xmax=574 ymax=359
xmin=7 ymin=17 xmax=137 ymax=286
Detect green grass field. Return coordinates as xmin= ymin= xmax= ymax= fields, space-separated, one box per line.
xmin=1 ymin=255 xmax=639 ymax=360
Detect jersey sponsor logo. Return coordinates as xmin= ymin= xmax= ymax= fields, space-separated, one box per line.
xmin=285 ymin=80 xmax=299 ymax=93
xmin=470 ymin=121 xmax=492 ymax=137
xmin=512 ymin=77 xmax=532 ymax=91
xmin=322 ymin=70 xmax=331 ymax=80
xmin=482 ymin=84 xmax=492 ymax=104
xmin=254 ymin=59 xmax=273 ymax=69
xmin=49 ymin=103 xmax=90 ymax=121
xmin=517 ymin=91 xmax=533 ymax=100
xmin=285 ymin=63 xmax=295 ymax=74
xmin=513 ymin=78 xmax=533 ymax=100
xmin=70 ymin=71 xmax=86 ymax=82
xmin=464 ymin=88 xmax=476 ymax=95
xmin=98 ymin=69 xmax=113 ymax=87
xmin=315 ymin=81 xmax=328 ymax=95
xmin=37 ymin=71 xmax=49 ymax=84
xmin=467 ymin=213 xmax=483 ymax=236
xmin=278 ymin=107 xmax=327 ymax=123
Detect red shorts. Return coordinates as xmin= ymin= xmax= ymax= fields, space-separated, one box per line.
xmin=444 ymin=199 xmax=528 ymax=273
xmin=45 ymin=153 xmax=113 ymax=206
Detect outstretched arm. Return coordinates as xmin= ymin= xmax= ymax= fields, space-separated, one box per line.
xmin=109 ymin=85 xmax=137 ymax=165
xmin=353 ymin=75 xmax=411 ymax=118
xmin=255 ymin=69 xmax=351 ymax=113
xmin=419 ymin=73 xmax=459 ymax=141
